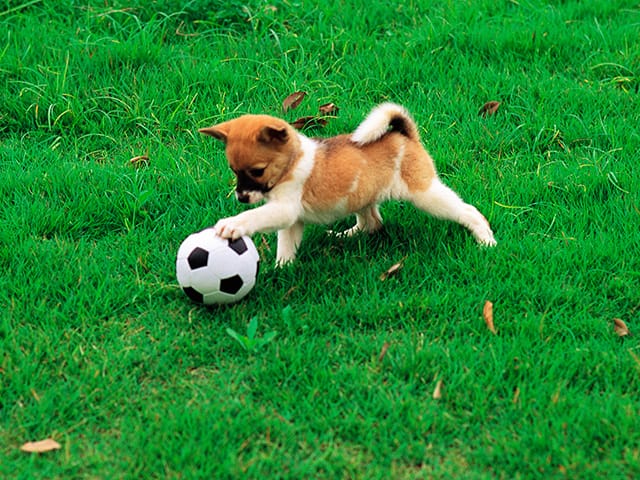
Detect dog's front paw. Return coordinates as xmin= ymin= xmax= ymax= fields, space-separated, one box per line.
xmin=473 ymin=222 xmax=497 ymax=247
xmin=214 ymin=217 xmax=249 ymax=240
xmin=477 ymin=230 xmax=497 ymax=247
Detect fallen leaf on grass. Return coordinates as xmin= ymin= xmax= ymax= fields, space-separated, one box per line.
xmin=282 ymin=91 xmax=307 ymax=112
xmin=478 ymin=101 xmax=500 ymax=117
xmin=483 ymin=300 xmax=496 ymax=334
xmin=20 ymin=439 xmax=61 ymax=453
xmin=129 ymin=155 xmax=149 ymax=165
xmin=380 ymin=260 xmax=404 ymax=281
xmin=614 ymin=318 xmax=630 ymax=337
xmin=432 ymin=379 xmax=443 ymax=399
xmin=290 ymin=116 xmax=327 ymax=130
xmin=319 ymin=102 xmax=339 ymax=115
xmin=378 ymin=342 xmax=390 ymax=363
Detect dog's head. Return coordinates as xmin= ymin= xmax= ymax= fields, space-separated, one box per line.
xmin=199 ymin=115 xmax=298 ymax=204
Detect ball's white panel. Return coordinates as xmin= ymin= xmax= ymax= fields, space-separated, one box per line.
xmin=175 ymin=257 xmax=193 ymax=286
xmin=188 ymin=265 xmax=220 ymax=294
xmin=209 ymin=245 xmax=249 ymax=279
xmin=203 ymin=290 xmax=237 ymax=305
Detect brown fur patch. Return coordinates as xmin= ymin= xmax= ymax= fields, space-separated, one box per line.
xmin=301 ymin=132 xmax=435 ymax=212
xmin=400 ymin=142 xmax=436 ymax=192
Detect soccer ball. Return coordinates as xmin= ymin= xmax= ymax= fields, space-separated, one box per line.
xmin=176 ymin=228 xmax=260 ymax=305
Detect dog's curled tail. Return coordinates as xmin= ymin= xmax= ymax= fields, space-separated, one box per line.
xmin=351 ymin=103 xmax=420 ymax=146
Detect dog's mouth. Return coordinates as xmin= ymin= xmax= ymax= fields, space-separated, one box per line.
xmin=235 ymin=189 xmax=267 ymax=204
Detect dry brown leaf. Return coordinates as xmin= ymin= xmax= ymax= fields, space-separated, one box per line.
xmin=512 ymin=386 xmax=520 ymax=404
xmin=614 ymin=318 xmax=630 ymax=337
xmin=20 ymin=439 xmax=61 ymax=453
xmin=290 ymin=116 xmax=327 ymax=130
xmin=483 ymin=300 xmax=496 ymax=334
xmin=260 ymin=234 xmax=271 ymax=252
xmin=319 ymin=102 xmax=339 ymax=115
xmin=282 ymin=91 xmax=307 ymax=112
xmin=378 ymin=342 xmax=390 ymax=363
xmin=380 ymin=261 xmax=404 ymax=281
xmin=432 ymin=379 xmax=443 ymax=400
xmin=479 ymin=101 xmax=500 ymax=117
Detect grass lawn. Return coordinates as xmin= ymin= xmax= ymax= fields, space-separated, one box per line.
xmin=2 ymin=0 xmax=640 ymax=477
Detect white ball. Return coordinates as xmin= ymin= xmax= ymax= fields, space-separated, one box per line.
xmin=176 ymin=228 xmax=260 ymax=305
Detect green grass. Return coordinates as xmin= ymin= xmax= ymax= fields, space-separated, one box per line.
xmin=2 ymin=0 xmax=640 ymax=477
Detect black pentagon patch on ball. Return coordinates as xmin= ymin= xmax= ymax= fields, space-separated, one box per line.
xmin=183 ymin=287 xmax=204 ymax=303
xmin=187 ymin=247 xmax=209 ymax=269
xmin=220 ymin=275 xmax=243 ymax=295
xmin=228 ymin=237 xmax=248 ymax=255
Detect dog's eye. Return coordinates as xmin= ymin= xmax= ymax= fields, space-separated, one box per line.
xmin=249 ymin=168 xmax=265 ymax=177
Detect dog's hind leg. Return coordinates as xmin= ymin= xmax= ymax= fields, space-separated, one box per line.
xmin=409 ymin=178 xmax=496 ymax=246
xmin=331 ymin=205 xmax=383 ymax=238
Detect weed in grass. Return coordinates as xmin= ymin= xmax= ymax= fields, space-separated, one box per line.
xmin=226 ymin=316 xmax=278 ymax=354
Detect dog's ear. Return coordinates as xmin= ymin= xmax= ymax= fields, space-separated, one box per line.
xmin=199 ymin=124 xmax=229 ymax=142
xmin=258 ymin=125 xmax=289 ymax=144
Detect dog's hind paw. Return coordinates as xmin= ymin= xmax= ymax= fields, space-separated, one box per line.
xmin=474 ymin=225 xmax=497 ymax=247
xmin=327 ymin=226 xmax=361 ymax=238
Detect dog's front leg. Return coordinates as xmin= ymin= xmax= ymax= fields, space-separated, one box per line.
xmin=214 ymin=202 xmax=300 ymax=240
xmin=276 ymin=221 xmax=304 ymax=265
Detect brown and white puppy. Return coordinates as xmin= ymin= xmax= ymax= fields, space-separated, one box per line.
xmin=199 ymin=103 xmax=496 ymax=265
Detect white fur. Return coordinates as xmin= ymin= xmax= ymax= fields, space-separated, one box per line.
xmin=351 ymin=103 xmax=412 ymax=145
xmin=410 ymin=178 xmax=496 ymax=246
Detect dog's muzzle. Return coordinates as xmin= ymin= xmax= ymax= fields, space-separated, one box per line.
xmin=236 ymin=190 xmax=265 ymax=204
xmin=235 ymin=170 xmax=270 ymax=204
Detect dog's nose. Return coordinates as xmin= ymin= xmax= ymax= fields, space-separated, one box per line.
xmin=236 ymin=191 xmax=250 ymax=203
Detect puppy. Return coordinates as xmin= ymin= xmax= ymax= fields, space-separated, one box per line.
xmin=199 ymin=103 xmax=496 ymax=265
